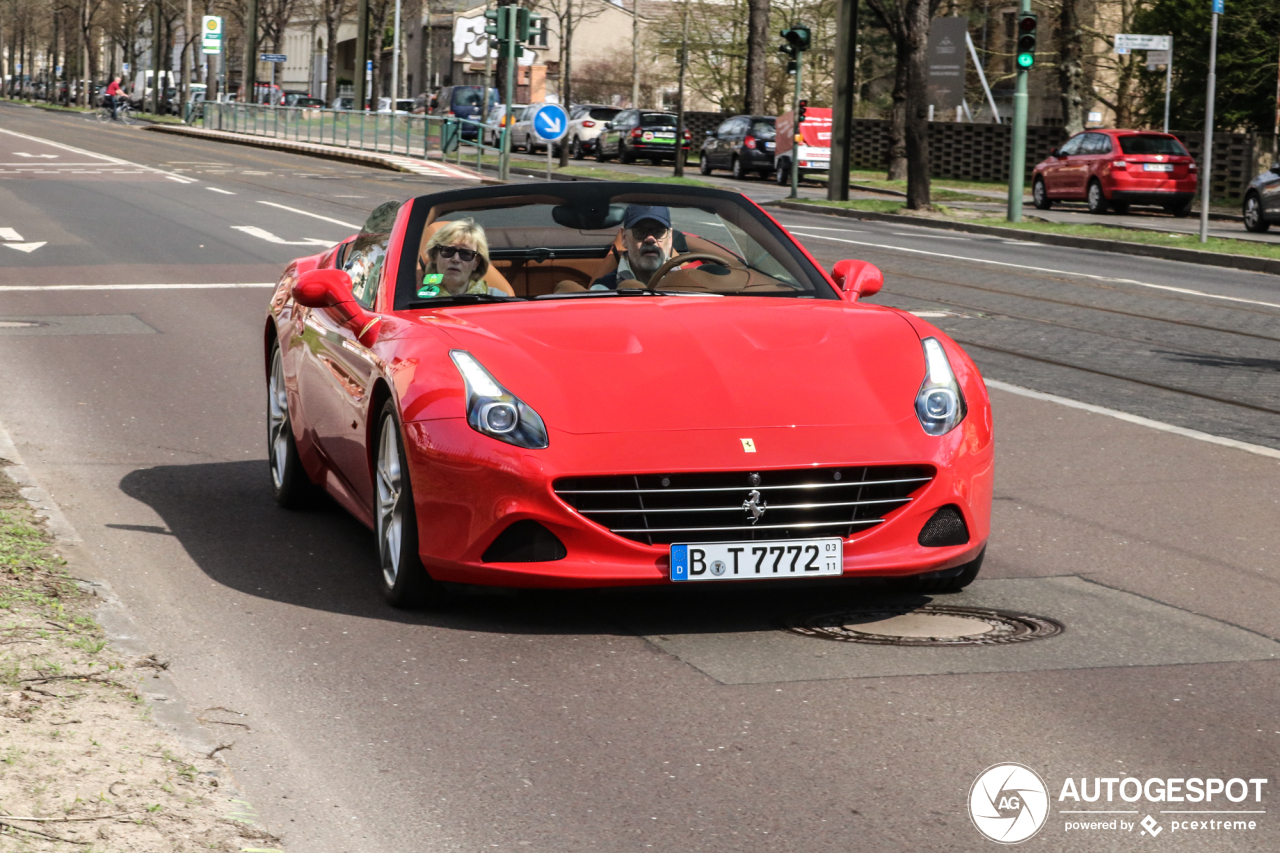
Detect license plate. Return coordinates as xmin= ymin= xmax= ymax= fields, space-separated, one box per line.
xmin=653 ymin=133 xmax=675 ymax=140
xmin=1144 ymin=163 xmax=1174 ymax=172
xmin=670 ymin=538 xmax=843 ymax=582
xmin=765 ymin=141 xmax=775 ymax=150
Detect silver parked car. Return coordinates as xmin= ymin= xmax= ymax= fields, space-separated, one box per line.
xmin=566 ymin=104 xmax=621 ymax=159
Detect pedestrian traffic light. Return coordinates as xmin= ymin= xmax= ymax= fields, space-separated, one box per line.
xmin=781 ymin=26 xmax=812 ymax=53
xmin=1016 ymin=13 xmax=1037 ymax=69
xmin=484 ymin=8 xmax=507 ymax=40
xmin=797 ymin=99 xmax=808 ymax=123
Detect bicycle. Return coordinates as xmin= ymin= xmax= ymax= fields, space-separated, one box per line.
xmin=96 ymin=97 xmax=136 ymax=126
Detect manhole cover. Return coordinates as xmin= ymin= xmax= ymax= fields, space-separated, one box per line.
xmin=785 ymin=605 xmax=1063 ymax=646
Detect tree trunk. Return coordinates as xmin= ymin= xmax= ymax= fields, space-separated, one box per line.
xmin=370 ymin=0 xmax=388 ymax=107
xmin=886 ymin=44 xmax=907 ymax=180
xmin=1057 ymin=0 xmax=1084 ymax=134
xmin=325 ymin=0 xmax=340 ymax=103
xmin=743 ymin=0 xmax=768 ymax=114
xmin=903 ymin=0 xmax=930 ymax=208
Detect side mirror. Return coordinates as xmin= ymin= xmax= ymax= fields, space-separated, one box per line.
xmin=603 ymin=121 xmax=613 ymax=129
xmin=831 ymin=259 xmax=883 ymax=301
xmin=705 ymin=129 xmax=715 ymax=136
xmin=292 ymin=268 xmax=354 ymax=308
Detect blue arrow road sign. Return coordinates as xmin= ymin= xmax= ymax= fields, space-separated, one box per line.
xmin=532 ymin=103 xmax=570 ymax=142
xmin=1212 ymin=0 xmax=1223 ymax=11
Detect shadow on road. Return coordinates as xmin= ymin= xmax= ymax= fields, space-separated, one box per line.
xmin=118 ymin=460 xmax=933 ymax=637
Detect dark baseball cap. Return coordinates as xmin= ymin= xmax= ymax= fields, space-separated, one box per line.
xmin=623 ymin=204 xmax=671 ymax=230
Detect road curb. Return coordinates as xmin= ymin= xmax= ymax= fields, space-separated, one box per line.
xmin=769 ymin=201 xmax=1280 ymax=276
xmin=143 ymin=123 xmax=495 ymax=182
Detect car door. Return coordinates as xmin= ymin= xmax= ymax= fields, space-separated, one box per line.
xmin=1065 ymin=133 xmax=1106 ymax=196
xmin=1044 ymin=134 xmax=1084 ymax=197
xmin=1259 ymin=167 xmax=1280 ymax=219
xmin=709 ymin=117 xmax=733 ymax=167
xmin=724 ymin=117 xmax=748 ymax=166
xmin=294 ymin=214 xmax=394 ymax=510
xmin=1086 ymin=133 xmax=1114 ymax=192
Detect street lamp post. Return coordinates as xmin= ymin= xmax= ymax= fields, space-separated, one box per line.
xmin=1199 ymin=1 xmax=1221 ymax=243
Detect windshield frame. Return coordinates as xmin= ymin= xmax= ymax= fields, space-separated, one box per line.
xmin=390 ymin=183 xmax=838 ymax=310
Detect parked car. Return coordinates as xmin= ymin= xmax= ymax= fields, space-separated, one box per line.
xmin=511 ymin=103 xmax=563 ymax=153
xmin=331 ymin=96 xmax=354 ymax=111
xmin=483 ymin=104 xmax=528 ymax=148
xmin=700 ymin=115 xmax=776 ymax=179
xmin=286 ymin=93 xmax=325 ymax=108
xmin=431 ymin=85 xmax=498 ymax=139
xmin=595 ymin=110 xmax=692 ymax=164
xmin=376 ymin=98 xmax=415 ymax=114
xmin=565 ymin=104 xmax=621 ymax=159
xmin=1032 ymin=129 xmax=1197 ymax=216
xmin=1242 ymin=164 xmax=1280 ymax=231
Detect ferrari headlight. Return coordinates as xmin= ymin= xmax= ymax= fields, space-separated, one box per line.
xmin=915 ymin=337 xmax=966 ymax=436
xmin=450 ymin=350 xmax=549 ymax=449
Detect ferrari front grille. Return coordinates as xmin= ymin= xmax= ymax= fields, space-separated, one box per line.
xmin=553 ymin=466 xmax=934 ymax=545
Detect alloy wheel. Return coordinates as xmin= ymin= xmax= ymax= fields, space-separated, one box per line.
xmin=267 ymin=348 xmax=290 ymax=491
xmin=1245 ymin=195 xmax=1261 ymax=230
xmin=376 ymin=416 xmax=404 ymax=590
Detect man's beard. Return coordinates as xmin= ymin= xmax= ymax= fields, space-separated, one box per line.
xmin=632 ymin=244 xmax=667 ymax=273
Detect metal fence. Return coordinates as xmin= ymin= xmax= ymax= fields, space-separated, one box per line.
xmin=200 ymin=102 xmax=496 ymax=172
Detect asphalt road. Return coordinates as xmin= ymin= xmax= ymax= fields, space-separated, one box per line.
xmin=1 ymin=103 xmax=1277 ymax=853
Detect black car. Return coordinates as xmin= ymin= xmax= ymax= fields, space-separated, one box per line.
xmin=596 ymin=110 xmax=692 ymax=164
xmin=1242 ymin=165 xmax=1280 ymax=232
xmin=700 ymin=115 xmax=776 ymax=179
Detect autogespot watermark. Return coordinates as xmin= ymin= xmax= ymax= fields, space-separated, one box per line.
xmin=968 ymin=765 xmax=1268 ymax=843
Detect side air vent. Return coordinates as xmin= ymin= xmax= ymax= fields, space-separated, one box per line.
xmin=918 ymin=506 xmax=970 ymax=547
xmin=482 ymin=520 xmax=567 ymax=563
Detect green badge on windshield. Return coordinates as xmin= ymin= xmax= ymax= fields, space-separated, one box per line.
xmin=417 ymin=273 xmax=444 ymax=298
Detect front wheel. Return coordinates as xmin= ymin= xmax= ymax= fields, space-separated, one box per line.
xmin=699 ymin=155 xmax=712 ymax=175
xmin=596 ymin=141 xmax=610 ymax=162
xmin=619 ymin=144 xmax=634 ymax=164
xmin=732 ymin=155 xmax=747 ymax=180
xmin=267 ymin=343 xmax=320 ymax=509
xmin=1032 ymin=178 xmax=1052 ymax=209
xmin=118 ymin=106 xmax=136 ymax=126
xmin=374 ymin=399 xmax=438 ymax=608
xmin=571 ymin=137 xmax=584 ymax=159
xmin=1243 ymin=193 xmax=1270 ymax=232
xmin=1086 ymin=180 xmax=1110 ymax=214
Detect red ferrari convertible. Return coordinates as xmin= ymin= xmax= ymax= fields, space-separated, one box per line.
xmin=265 ymin=183 xmax=992 ymax=606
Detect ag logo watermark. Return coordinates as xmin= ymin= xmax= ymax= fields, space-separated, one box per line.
xmin=969 ymin=763 xmax=1050 ymax=844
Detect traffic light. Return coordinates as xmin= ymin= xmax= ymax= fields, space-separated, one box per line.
xmin=516 ymin=7 xmax=541 ymax=42
xmin=781 ymin=26 xmax=812 ymax=53
xmin=1016 ymin=13 xmax=1037 ymax=69
xmin=797 ymin=99 xmax=808 ymax=123
xmin=484 ymin=7 xmax=507 ymax=40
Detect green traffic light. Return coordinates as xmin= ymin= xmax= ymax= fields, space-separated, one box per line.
xmin=1017 ymin=53 xmax=1034 ymax=69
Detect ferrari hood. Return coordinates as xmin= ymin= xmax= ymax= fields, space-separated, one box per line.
xmin=431 ymin=298 xmax=925 ymax=434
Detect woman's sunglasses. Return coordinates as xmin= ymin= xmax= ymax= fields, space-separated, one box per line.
xmin=433 ymin=245 xmax=478 ymax=262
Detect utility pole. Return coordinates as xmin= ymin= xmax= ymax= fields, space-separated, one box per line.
xmin=631 ymin=0 xmax=639 ymax=107
xmin=1006 ymin=5 xmax=1036 ymax=222
xmin=828 ymin=0 xmax=858 ymax=201
xmin=151 ymin=0 xmax=162 ymax=114
xmin=354 ymin=0 xmax=368 ymax=110
xmin=558 ymin=0 xmax=572 ymax=166
xmin=673 ymin=0 xmax=690 ymax=177
xmin=183 ymin=0 xmax=193 ymax=117
xmin=391 ymin=0 xmax=401 ymax=106
xmin=1200 ymin=0 xmax=1222 ymax=243
xmin=243 ymin=0 xmax=258 ymax=101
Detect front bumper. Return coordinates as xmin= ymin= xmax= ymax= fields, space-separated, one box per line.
xmin=402 ymin=417 xmax=993 ymax=588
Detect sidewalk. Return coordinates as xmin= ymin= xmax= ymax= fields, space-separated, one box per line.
xmin=144 ymin=124 xmax=488 ymax=183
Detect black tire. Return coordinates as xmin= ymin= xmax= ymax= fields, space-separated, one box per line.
xmin=267 ymin=342 xmax=320 ymax=509
xmin=731 ymin=155 xmax=747 ymax=180
xmin=699 ymin=155 xmax=712 ymax=175
xmin=1243 ymin=193 xmax=1270 ymax=232
xmin=571 ymin=137 xmax=584 ymax=160
xmin=906 ymin=548 xmax=985 ymax=594
xmin=775 ymin=159 xmax=789 ymax=185
xmin=619 ymin=144 xmax=634 ymax=164
xmin=373 ymin=399 xmax=440 ymax=608
xmin=1086 ymin=180 xmax=1110 ymax=214
xmin=1112 ymin=202 xmax=1131 ymax=215
xmin=1032 ymin=178 xmax=1052 ymax=209
xmin=596 ymin=141 xmax=610 ymax=162
xmin=1166 ymin=199 xmax=1194 ymax=218
xmin=95 ymin=107 xmax=111 ymax=123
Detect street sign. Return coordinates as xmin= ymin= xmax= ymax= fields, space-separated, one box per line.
xmin=259 ymin=54 xmax=287 ymax=63
xmin=201 ymin=16 xmax=222 ymax=55
xmin=926 ymin=17 xmax=968 ymax=110
xmin=1114 ymin=34 xmax=1170 ymax=52
xmin=1213 ymin=0 xmax=1223 ymax=13
xmin=1147 ymin=49 xmax=1171 ymax=69
xmin=531 ymin=103 xmax=569 ymax=142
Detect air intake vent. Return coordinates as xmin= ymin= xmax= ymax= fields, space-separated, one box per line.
xmin=482 ymin=520 xmax=567 ymax=562
xmin=554 ymin=466 xmax=934 ymax=546
xmin=918 ymin=505 xmax=969 ymax=547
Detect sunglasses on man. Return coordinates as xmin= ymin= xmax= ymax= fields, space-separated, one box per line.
xmin=432 ymin=245 xmax=478 ymax=262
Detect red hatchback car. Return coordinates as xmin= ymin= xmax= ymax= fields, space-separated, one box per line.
xmin=1032 ymin=129 xmax=1197 ymax=216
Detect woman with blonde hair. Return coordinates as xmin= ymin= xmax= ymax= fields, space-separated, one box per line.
xmin=418 ymin=218 xmax=507 ymax=297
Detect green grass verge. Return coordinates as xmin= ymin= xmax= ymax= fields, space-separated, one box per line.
xmin=0 ymin=472 xmax=82 ymax=626
xmin=787 ymin=198 xmax=1280 ymax=261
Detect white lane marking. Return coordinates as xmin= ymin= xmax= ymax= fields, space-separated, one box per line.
xmin=2 ymin=242 xmax=45 ymax=253
xmin=166 ymin=175 xmax=194 ymax=183
xmin=892 ymin=231 xmax=970 ymax=240
xmin=986 ymin=379 xmax=1280 ymax=462
xmin=0 ymin=127 xmax=196 ymax=183
xmin=14 ymin=152 xmax=57 ymax=158
xmin=0 ymin=228 xmax=22 ymax=241
xmin=0 ymin=283 xmax=275 ymax=292
xmin=257 ymin=201 xmax=360 ymax=229
xmin=786 ymin=230 xmax=1280 ymax=311
xmin=206 ymin=187 xmax=236 ymax=195
xmin=0 ymin=161 xmax=102 ymax=166
xmin=780 ymin=225 xmax=868 ymax=232
xmin=231 ymin=225 xmax=334 ymax=246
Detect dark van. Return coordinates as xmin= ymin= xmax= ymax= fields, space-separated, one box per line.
xmin=432 ymin=86 xmax=498 ymax=139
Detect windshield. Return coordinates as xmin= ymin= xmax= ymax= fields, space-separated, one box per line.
xmin=639 ymin=113 xmax=678 ymax=127
xmin=1118 ymin=135 xmax=1188 ymax=156
xmin=393 ymin=186 xmax=836 ymax=309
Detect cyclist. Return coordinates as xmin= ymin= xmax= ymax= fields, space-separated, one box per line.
xmin=104 ymin=76 xmax=123 ymax=120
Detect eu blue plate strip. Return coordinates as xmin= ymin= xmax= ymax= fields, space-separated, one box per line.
xmin=670 ymin=545 xmax=688 ymax=581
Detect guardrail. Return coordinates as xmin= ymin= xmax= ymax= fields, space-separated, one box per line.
xmin=200 ymin=102 xmax=498 ymax=175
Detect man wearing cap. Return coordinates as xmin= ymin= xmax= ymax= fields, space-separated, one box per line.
xmin=590 ymin=204 xmax=678 ymax=290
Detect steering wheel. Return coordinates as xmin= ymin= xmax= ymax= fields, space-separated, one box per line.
xmin=645 ymin=252 xmax=745 ymax=291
